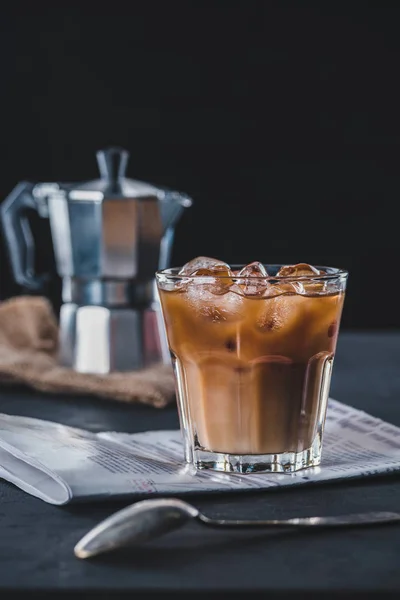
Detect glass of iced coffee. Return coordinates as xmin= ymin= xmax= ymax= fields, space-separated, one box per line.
xmin=156 ymin=258 xmax=348 ymax=473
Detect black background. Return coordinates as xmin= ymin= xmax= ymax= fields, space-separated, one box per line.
xmin=1 ymin=1 xmax=399 ymax=329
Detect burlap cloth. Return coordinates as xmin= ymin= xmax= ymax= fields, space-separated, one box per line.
xmin=0 ymin=296 xmax=176 ymax=408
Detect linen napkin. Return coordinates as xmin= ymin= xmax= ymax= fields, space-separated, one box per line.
xmin=0 ymin=296 xmax=175 ymax=408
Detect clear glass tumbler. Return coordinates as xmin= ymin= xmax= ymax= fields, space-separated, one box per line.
xmin=156 ymin=263 xmax=348 ymax=473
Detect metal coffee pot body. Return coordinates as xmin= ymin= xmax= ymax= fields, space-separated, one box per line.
xmin=1 ymin=147 xmax=192 ymax=374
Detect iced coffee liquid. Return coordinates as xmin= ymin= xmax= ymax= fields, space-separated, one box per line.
xmin=159 ymin=282 xmax=345 ymax=456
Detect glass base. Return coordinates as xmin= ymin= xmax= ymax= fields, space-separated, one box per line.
xmin=192 ymin=433 xmax=322 ymax=474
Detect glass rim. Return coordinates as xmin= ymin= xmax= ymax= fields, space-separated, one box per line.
xmin=156 ymin=264 xmax=349 ymax=282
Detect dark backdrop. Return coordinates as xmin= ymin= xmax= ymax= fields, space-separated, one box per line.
xmin=1 ymin=1 xmax=399 ymax=329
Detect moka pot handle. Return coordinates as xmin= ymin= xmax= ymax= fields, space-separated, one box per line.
xmin=0 ymin=181 xmax=49 ymax=291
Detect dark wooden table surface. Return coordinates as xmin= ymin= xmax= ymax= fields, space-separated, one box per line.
xmin=1 ymin=331 xmax=400 ymax=598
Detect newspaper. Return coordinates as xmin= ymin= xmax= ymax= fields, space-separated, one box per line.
xmin=1 ymin=398 xmax=400 ymax=505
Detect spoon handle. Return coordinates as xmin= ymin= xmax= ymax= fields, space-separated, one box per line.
xmin=198 ymin=511 xmax=400 ymax=529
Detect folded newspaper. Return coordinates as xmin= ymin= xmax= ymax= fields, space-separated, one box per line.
xmin=1 ymin=398 xmax=400 ymax=505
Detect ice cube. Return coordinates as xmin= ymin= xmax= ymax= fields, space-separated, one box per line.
xmin=276 ymin=263 xmax=326 ymax=295
xmin=187 ymin=283 xmax=244 ymax=322
xmin=256 ymin=294 xmax=304 ymax=333
xmin=262 ymin=282 xmax=299 ymax=298
xmin=237 ymin=261 xmax=269 ymax=296
xmin=179 ymin=256 xmax=230 ymax=276
xmin=192 ymin=265 xmax=233 ymax=295
xmin=179 ymin=257 xmax=233 ymax=295
xmin=239 ymin=262 xmax=269 ymax=278
xmin=276 ymin=263 xmax=321 ymax=277
xmin=256 ymin=298 xmax=290 ymax=332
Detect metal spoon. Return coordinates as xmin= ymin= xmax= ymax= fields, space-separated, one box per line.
xmin=74 ymin=498 xmax=400 ymax=559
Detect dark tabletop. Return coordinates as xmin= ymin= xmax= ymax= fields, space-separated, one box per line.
xmin=1 ymin=331 xmax=400 ymax=598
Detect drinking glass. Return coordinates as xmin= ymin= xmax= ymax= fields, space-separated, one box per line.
xmin=156 ymin=263 xmax=348 ymax=473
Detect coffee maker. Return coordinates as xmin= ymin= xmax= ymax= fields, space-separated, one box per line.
xmin=0 ymin=147 xmax=192 ymax=374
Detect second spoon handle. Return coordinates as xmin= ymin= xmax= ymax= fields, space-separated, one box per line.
xmin=198 ymin=511 xmax=400 ymax=529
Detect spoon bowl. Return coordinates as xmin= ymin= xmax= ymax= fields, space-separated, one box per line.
xmin=74 ymin=498 xmax=199 ymax=559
